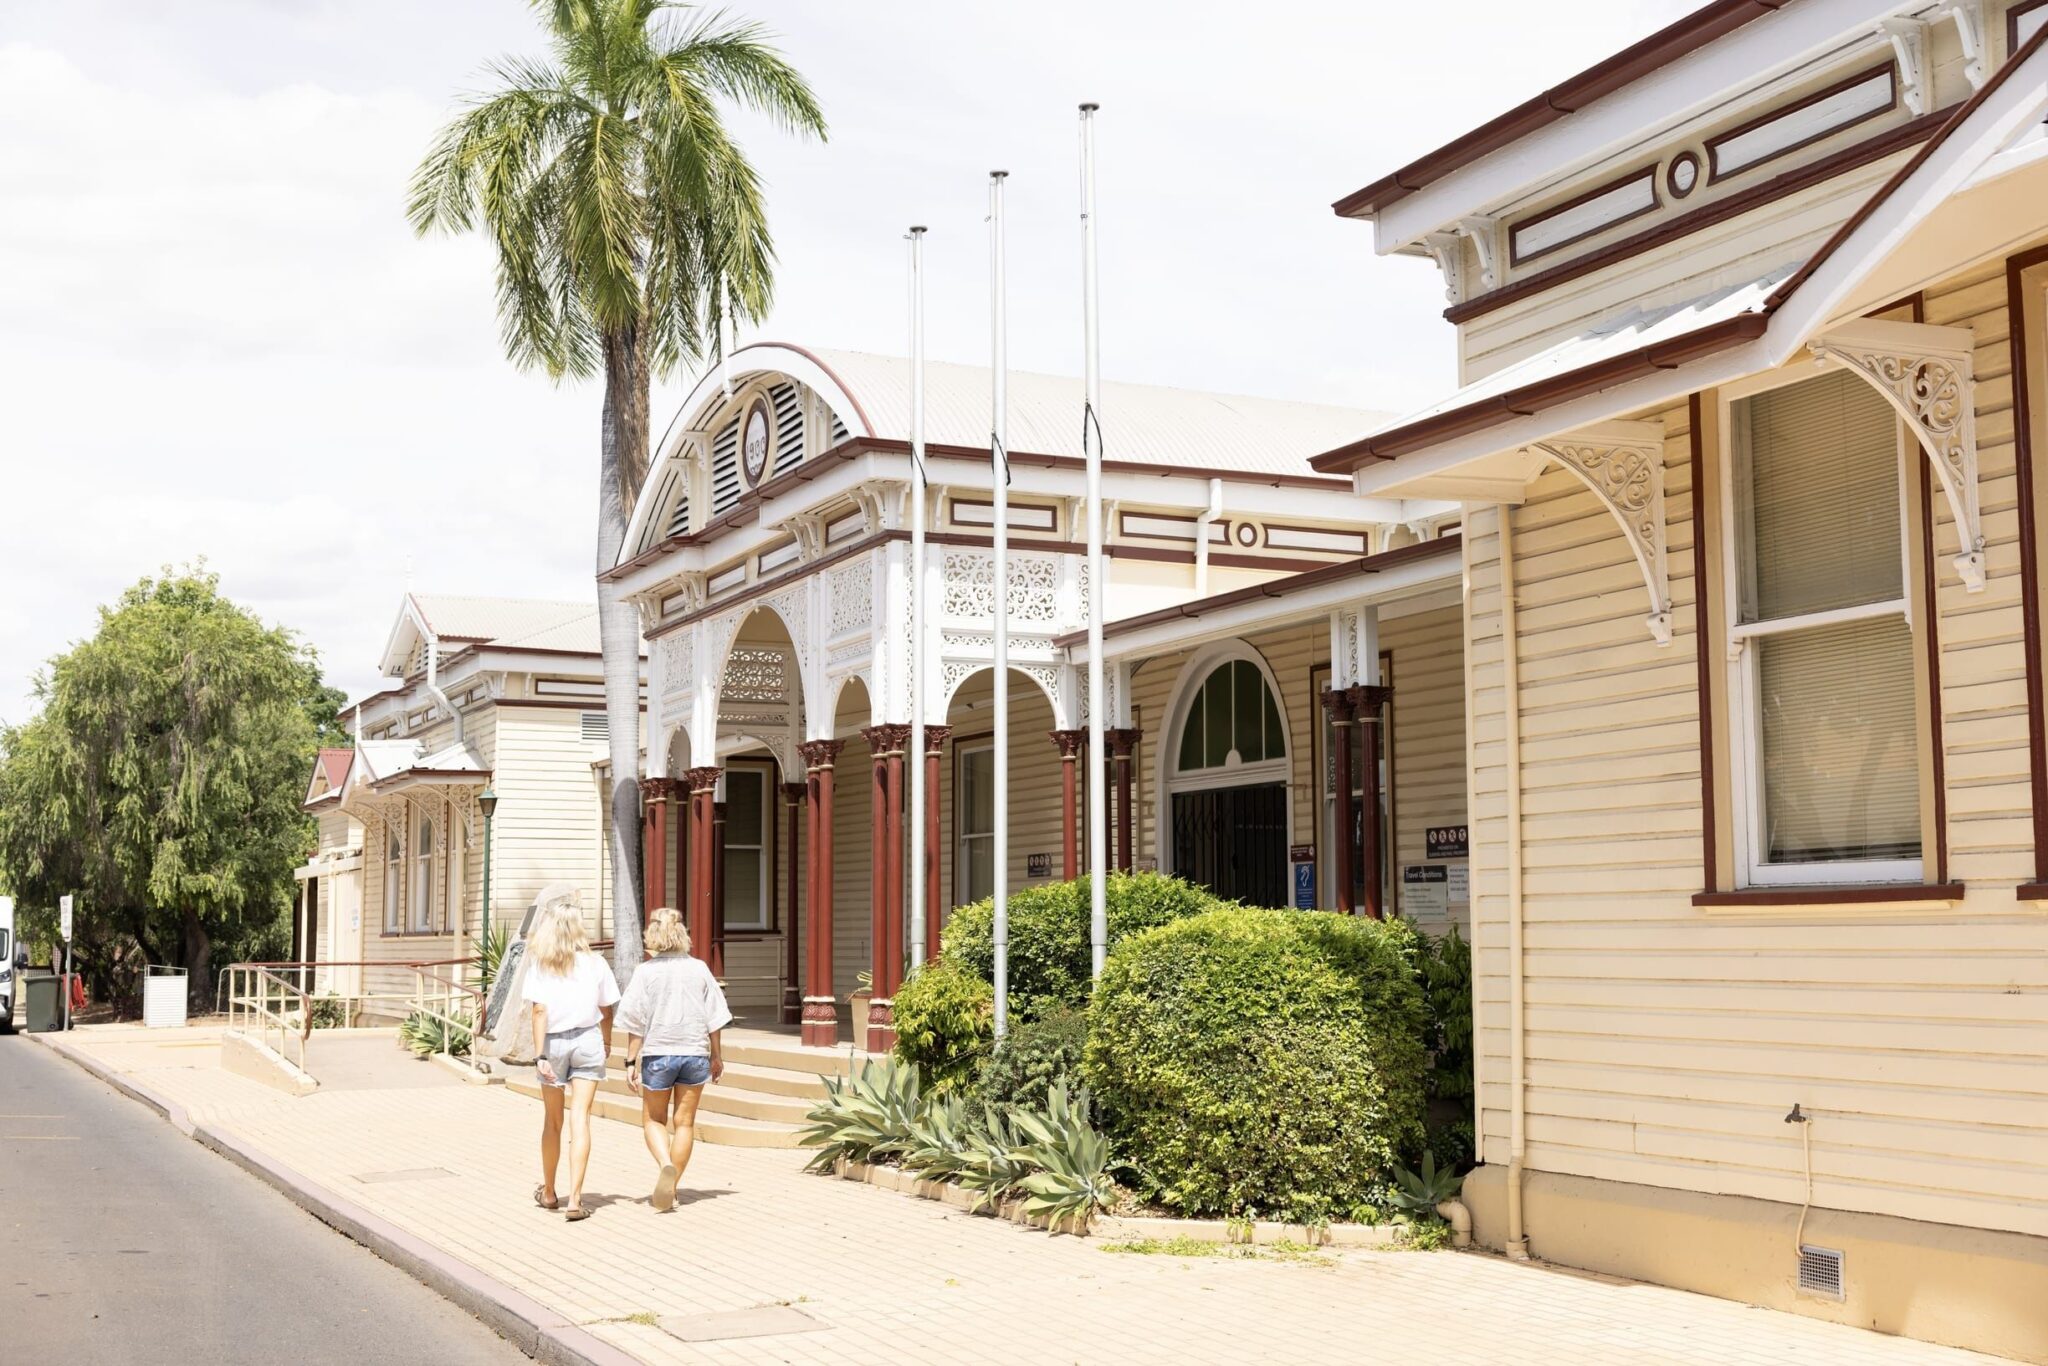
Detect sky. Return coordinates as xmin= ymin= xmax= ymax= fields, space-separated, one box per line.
xmin=0 ymin=0 xmax=1701 ymax=721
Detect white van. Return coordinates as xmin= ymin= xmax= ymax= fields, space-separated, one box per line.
xmin=0 ymin=895 xmax=16 ymax=1034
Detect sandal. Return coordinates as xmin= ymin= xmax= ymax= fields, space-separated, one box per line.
xmin=533 ymin=1185 xmax=558 ymax=1210
xmin=563 ymin=1206 xmax=591 ymax=1222
xmin=652 ymin=1164 xmax=680 ymax=1213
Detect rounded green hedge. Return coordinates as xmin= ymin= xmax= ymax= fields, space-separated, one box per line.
xmin=890 ymin=956 xmax=993 ymax=1093
xmin=1082 ymin=906 xmax=1428 ymax=1219
xmin=939 ymin=871 xmax=1223 ymax=1020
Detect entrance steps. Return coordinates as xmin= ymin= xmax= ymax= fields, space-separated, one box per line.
xmin=503 ymin=1026 xmax=876 ymax=1149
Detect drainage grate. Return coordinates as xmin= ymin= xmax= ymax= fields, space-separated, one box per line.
xmin=1797 ymin=1244 xmax=1845 ymax=1300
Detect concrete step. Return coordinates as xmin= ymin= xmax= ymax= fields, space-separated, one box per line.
xmin=507 ymin=1072 xmax=811 ymax=1149
xmin=579 ymin=1067 xmax=816 ymax=1122
xmin=698 ymin=1083 xmax=812 ymax=1125
xmin=717 ymin=1060 xmax=830 ymax=1100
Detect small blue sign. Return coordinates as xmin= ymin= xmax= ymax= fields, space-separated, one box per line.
xmin=1292 ymin=860 xmax=1316 ymax=910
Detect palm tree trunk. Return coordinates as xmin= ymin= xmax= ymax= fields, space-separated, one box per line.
xmin=598 ymin=322 xmax=652 ymax=986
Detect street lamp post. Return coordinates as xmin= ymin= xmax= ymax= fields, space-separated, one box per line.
xmin=478 ymin=788 xmax=498 ymax=1028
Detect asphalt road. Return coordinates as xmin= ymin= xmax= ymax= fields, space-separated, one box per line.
xmin=0 ymin=1034 xmax=526 ymax=1365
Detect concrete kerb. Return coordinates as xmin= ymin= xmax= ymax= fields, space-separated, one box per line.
xmin=30 ymin=1030 xmax=638 ymax=1366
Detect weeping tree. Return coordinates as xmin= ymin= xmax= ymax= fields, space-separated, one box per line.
xmin=409 ymin=0 xmax=825 ymax=982
xmin=0 ymin=568 xmax=335 ymax=1006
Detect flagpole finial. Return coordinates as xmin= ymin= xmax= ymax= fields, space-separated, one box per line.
xmin=910 ymin=224 xmax=927 ymax=234
xmin=991 ymin=169 xmax=1009 ymax=179
xmin=1079 ymin=101 xmax=1099 ymax=112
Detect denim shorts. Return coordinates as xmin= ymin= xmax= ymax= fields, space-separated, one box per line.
xmin=639 ymin=1054 xmax=712 ymax=1091
xmin=541 ymin=1025 xmax=608 ymax=1087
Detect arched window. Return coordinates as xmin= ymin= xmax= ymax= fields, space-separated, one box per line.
xmin=383 ymin=829 xmax=403 ymax=934
xmin=1176 ymin=659 xmax=1285 ymax=773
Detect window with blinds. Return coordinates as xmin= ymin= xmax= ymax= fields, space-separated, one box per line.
xmin=770 ymin=381 xmax=805 ymax=475
xmin=1729 ymin=368 xmax=1919 ymax=878
xmin=710 ymin=415 xmax=743 ymax=514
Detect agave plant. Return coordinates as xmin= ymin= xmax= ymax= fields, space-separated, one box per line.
xmin=799 ymin=1057 xmax=922 ymax=1172
xmin=956 ymin=1103 xmax=1036 ymax=1212
xmin=1388 ymin=1151 xmax=1464 ymax=1217
xmin=1007 ymin=1080 xmax=1120 ymax=1227
xmin=399 ymin=1009 xmax=472 ymax=1058
xmin=901 ymin=1091 xmax=979 ymax=1183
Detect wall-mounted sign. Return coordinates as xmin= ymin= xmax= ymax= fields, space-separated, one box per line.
xmin=1026 ymin=853 xmax=1052 ymax=879
xmin=1134 ymin=856 xmax=1158 ymax=873
xmin=1447 ymin=863 xmax=1470 ymax=905
xmin=1403 ymin=864 xmax=1449 ymax=920
xmin=1288 ymin=844 xmax=1315 ymax=864
xmin=1426 ymin=825 xmax=1469 ymax=860
xmin=1292 ymin=860 xmax=1316 ymax=910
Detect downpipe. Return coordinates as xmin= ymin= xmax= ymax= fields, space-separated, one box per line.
xmin=1501 ymin=505 xmax=1530 ymax=1261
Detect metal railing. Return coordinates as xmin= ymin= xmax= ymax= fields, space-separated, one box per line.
xmin=224 ymin=964 xmax=313 ymax=1074
xmin=407 ymin=965 xmax=483 ymax=1064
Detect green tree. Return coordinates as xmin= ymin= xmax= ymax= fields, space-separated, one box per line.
xmin=408 ymin=0 xmax=825 ymax=982
xmin=0 ymin=568 xmax=329 ymax=1006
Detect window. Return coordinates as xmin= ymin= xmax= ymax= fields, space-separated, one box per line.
xmin=1726 ymin=367 xmax=1920 ymax=884
xmin=1176 ymin=659 xmax=1284 ymax=773
xmin=411 ymin=813 xmax=436 ymax=933
xmin=722 ymin=767 xmax=771 ymax=931
xmin=383 ymin=829 xmax=403 ymax=933
xmin=956 ymin=741 xmax=995 ymax=905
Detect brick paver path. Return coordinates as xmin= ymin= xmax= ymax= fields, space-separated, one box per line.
xmin=52 ymin=1024 xmax=2006 ymax=1365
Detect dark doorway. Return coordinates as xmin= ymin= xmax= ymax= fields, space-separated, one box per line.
xmin=1171 ymin=783 xmax=1288 ymax=908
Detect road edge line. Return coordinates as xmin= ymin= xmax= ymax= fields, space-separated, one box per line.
xmin=30 ymin=1031 xmax=639 ymax=1366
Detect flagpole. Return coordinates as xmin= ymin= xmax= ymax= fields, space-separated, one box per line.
xmin=908 ymin=224 xmax=929 ymax=972
xmin=1079 ymin=103 xmax=1107 ymax=978
xmin=989 ymin=170 xmax=1011 ymax=1038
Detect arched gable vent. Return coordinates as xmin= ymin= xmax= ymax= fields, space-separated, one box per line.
xmin=659 ymin=465 xmax=691 ymax=541
xmin=770 ymin=381 xmax=805 ymax=475
xmin=830 ymin=411 xmax=850 ymax=447
xmin=709 ymin=413 xmax=743 ymax=515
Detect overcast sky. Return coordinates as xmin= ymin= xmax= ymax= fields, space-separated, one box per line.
xmin=0 ymin=0 xmax=1698 ymax=721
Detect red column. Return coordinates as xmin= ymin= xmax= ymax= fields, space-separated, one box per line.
xmin=640 ymin=778 xmax=674 ymax=917
xmin=684 ymin=766 xmax=721 ymax=957
xmin=861 ymin=724 xmax=907 ymax=1052
xmin=1351 ymin=685 xmax=1391 ymax=920
xmin=1106 ymin=729 xmax=1139 ymax=874
xmin=639 ymin=781 xmax=659 ymax=918
xmin=710 ymin=795 xmax=729 ymax=977
xmin=798 ymin=740 xmax=841 ymax=1045
xmin=1324 ymin=690 xmax=1355 ymax=914
xmin=923 ymin=725 xmax=950 ymax=960
xmin=781 ymin=781 xmax=806 ymax=1026
xmin=1051 ymin=729 xmax=1086 ymax=881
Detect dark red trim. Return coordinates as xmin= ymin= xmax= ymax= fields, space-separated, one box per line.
xmin=1054 ymin=534 xmax=1463 ymax=648
xmin=1704 ymin=60 xmax=1897 ymax=184
xmin=1688 ymin=393 xmax=1718 ymax=895
xmin=1509 ymin=166 xmax=1660 ymax=268
xmin=1692 ymin=882 xmax=1963 ymax=907
xmin=1331 ymin=0 xmax=1789 ymax=218
xmin=1444 ymin=111 xmax=1946 ymax=326
xmin=2009 ymin=244 xmax=2048 ymax=882
xmin=2010 ymin=0 xmax=2048 ymax=53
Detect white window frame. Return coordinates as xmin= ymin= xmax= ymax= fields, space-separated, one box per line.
xmin=383 ymin=827 xmax=403 ymax=934
xmin=955 ymin=739 xmax=996 ymax=906
xmin=721 ymin=765 xmax=772 ymax=932
xmin=411 ymin=809 xmax=436 ymax=934
xmin=1718 ymin=364 xmax=1922 ymax=888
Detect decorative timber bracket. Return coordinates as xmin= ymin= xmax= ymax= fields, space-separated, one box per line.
xmin=1809 ymin=318 xmax=1984 ymax=591
xmin=1523 ymin=421 xmax=1673 ymax=645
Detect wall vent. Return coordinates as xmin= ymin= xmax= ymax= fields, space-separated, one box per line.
xmin=580 ymin=712 xmax=609 ymax=744
xmin=1797 ymin=1245 xmax=1844 ymax=1301
xmin=710 ymin=415 xmax=743 ymax=514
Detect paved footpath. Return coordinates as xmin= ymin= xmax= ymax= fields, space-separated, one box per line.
xmin=28 ymin=1024 xmax=2011 ymax=1366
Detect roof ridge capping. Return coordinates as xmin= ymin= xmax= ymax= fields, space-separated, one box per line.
xmin=1332 ymin=0 xmax=1789 ymax=219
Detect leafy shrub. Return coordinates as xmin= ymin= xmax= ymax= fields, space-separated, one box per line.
xmin=800 ymin=1057 xmax=922 ymax=1171
xmin=941 ymin=872 xmax=1223 ymax=1020
xmin=307 ymin=993 xmax=346 ymax=1030
xmin=1428 ymin=1119 xmax=1476 ymax=1175
xmin=1415 ymin=924 xmax=1473 ymax=1104
xmin=972 ymin=1005 xmax=1088 ymax=1112
xmin=1083 ymin=906 xmax=1428 ymax=1219
xmin=399 ymin=1009 xmax=471 ymax=1058
xmin=891 ymin=958 xmax=994 ymax=1093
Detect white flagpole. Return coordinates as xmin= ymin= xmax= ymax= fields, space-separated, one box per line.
xmin=989 ymin=170 xmax=1011 ymax=1038
xmin=1079 ymin=104 xmax=1107 ymax=978
xmin=908 ymin=224 xmax=929 ymax=971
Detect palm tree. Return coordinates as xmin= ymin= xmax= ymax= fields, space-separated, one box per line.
xmin=410 ymin=0 xmax=825 ymax=982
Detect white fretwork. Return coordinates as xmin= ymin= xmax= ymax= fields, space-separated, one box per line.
xmin=1942 ymin=1 xmax=1988 ymax=88
xmin=1526 ymin=421 xmax=1673 ymax=644
xmin=1881 ymin=17 xmax=1930 ymax=115
xmin=1460 ymin=216 xmax=1504 ymax=291
xmin=1810 ymin=319 xmax=1983 ymax=591
xmin=1422 ymin=231 xmax=1466 ymax=303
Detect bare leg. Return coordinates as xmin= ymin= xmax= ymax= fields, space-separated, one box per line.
xmin=668 ymin=1083 xmax=706 ymax=1177
xmin=640 ymin=1087 xmax=673 ymax=1167
xmin=539 ymin=1083 xmax=565 ymax=1205
xmin=564 ymin=1077 xmax=599 ymax=1212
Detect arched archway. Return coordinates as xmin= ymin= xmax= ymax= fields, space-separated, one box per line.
xmin=941 ymin=667 xmax=1062 ymax=913
xmin=1156 ymin=641 xmax=1293 ymax=908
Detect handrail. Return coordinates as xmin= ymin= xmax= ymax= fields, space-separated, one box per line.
xmin=224 ymin=964 xmax=314 ymax=1074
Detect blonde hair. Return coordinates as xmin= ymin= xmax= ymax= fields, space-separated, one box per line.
xmin=528 ymin=903 xmax=591 ymax=977
xmin=644 ymin=906 xmax=692 ymax=956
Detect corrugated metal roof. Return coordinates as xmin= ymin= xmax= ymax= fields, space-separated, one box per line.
xmin=796 ymin=348 xmax=1393 ymax=479
xmin=410 ymin=595 xmax=597 ymax=649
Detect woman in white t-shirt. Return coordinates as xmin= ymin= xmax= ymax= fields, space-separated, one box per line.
xmin=522 ymin=904 xmax=620 ymax=1221
xmin=615 ymin=907 xmax=732 ymax=1212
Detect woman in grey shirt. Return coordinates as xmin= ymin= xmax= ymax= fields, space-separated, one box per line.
xmin=615 ymin=906 xmax=733 ymax=1212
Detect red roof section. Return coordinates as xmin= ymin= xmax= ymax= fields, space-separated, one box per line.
xmin=316 ymin=748 xmax=353 ymax=791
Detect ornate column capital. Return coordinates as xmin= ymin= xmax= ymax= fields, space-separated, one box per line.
xmin=1104 ymin=727 xmax=1140 ymax=758
xmin=861 ymin=722 xmax=912 ymax=756
xmin=1347 ymin=684 xmax=1393 ymax=717
xmin=797 ymin=738 xmax=844 ymax=770
xmin=1049 ymin=728 xmax=1088 ymax=760
xmin=683 ymin=765 xmax=722 ymax=796
xmin=921 ymin=724 xmax=952 ymax=755
xmin=1321 ymin=687 xmax=1356 ymax=723
xmin=639 ymin=776 xmax=680 ymax=799
xmin=781 ymin=782 xmax=809 ymax=802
